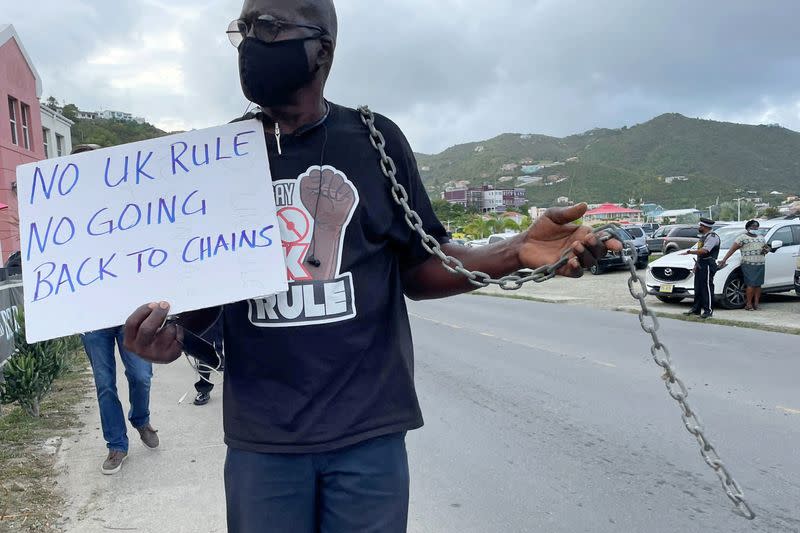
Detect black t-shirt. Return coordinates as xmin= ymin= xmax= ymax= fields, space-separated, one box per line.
xmin=221 ymin=103 xmax=448 ymax=453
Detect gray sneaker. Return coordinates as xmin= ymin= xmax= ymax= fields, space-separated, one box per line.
xmin=102 ymin=450 xmax=128 ymax=475
xmin=135 ymin=424 xmax=160 ymax=449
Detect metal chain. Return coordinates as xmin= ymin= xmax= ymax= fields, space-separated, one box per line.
xmin=358 ymin=107 xmax=574 ymax=291
xmin=620 ymin=249 xmax=755 ymax=520
xmin=358 ymin=105 xmax=756 ymax=521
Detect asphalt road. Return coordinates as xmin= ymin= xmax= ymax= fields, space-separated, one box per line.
xmin=405 ymin=295 xmax=800 ymax=533
xmin=57 ymin=295 xmax=799 ymax=532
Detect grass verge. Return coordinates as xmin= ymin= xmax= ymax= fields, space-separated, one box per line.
xmin=0 ymin=351 xmax=92 ymax=532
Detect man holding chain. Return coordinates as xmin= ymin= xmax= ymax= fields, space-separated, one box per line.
xmin=123 ymin=0 xmax=621 ymax=531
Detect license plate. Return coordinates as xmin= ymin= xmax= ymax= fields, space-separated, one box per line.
xmin=660 ymin=284 xmax=674 ymax=294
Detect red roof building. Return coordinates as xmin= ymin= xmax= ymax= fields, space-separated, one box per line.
xmin=584 ymin=203 xmax=643 ymax=223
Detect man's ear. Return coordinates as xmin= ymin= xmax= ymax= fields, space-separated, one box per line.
xmin=316 ymin=36 xmax=335 ymax=69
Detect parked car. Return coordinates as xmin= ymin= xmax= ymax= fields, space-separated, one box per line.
xmin=659 ymin=224 xmax=702 ymax=254
xmin=467 ymin=238 xmax=490 ymax=247
xmin=663 ymin=223 xmax=733 ymax=254
xmin=487 ymin=232 xmax=519 ymax=245
xmin=646 ymin=225 xmax=675 ymax=253
xmin=640 ymin=223 xmax=660 ymax=237
xmin=590 ymin=226 xmax=650 ymax=275
xmin=623 ymin=225 xmax=648 ymax=250
xmin=646 ymin=220 xmax=800 ymax=308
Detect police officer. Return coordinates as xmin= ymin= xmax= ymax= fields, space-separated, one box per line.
xmin=682 ymin=218 xmax=721 ymax=318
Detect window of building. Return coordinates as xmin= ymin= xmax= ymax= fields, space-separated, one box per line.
xmin=42 ymin=127 xmax=50 ymax=158
xmin=21 ymin=103 xmax=31 ymax=150
xmin=8 ymin=97 xmax=19 ymax=145
xmin=56 ymin=134 xmax=64 ymax=157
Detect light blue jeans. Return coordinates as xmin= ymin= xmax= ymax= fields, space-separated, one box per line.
xmin=81 ymin=327 xmax=152 ymax=452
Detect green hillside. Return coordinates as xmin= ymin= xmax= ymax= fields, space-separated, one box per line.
xmin=416 ymin=114 xmax=800 ymax=208
xmin=70 ymin=118 xmax=168 ymax=148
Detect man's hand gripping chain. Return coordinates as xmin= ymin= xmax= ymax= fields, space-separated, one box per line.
xmin=357 ymin=106 xmax=755 ymax=521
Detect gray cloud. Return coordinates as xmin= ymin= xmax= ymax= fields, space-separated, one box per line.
xmin=7 ymin=0 xmax=800 ymax=153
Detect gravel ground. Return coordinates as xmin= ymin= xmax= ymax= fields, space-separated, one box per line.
xmin=475 ymin=267 xmax=800 ymax=332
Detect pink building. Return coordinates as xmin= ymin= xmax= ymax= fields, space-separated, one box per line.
xmin=0 ymin=24 xmax=45 ymax=263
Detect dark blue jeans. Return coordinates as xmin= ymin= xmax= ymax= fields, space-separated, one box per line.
xmin=225 ymin=433 xmax=409 ymax=533
xmin=81 ymin=326 xmax=152 ymax=452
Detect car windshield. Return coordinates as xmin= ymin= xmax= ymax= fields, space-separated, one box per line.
xmin=627 ymin=227 xmax=644 ymax=238
xmin=716 ymin=226 xmax=770 ymax=249
xmin=614 ymin=227 xmax=634 ymax=241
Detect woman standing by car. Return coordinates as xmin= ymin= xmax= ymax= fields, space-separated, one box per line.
xmin=718 ymin=220 xmax=770 ymax=310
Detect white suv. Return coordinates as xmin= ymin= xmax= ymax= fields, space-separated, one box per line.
xmin=646 ymin=220 xmax=800 ymax=308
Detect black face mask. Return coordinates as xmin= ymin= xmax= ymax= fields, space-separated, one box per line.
xmin=238 ymin=36 xmax=318 ymax=107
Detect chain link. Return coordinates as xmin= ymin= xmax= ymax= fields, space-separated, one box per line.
xmin=359 ymin=106 xmax=580 ymax=289
xmin=358 ymin=105 xmax=756 ymax=521
xmin=618 ymin=247 xmax=756 ymax=520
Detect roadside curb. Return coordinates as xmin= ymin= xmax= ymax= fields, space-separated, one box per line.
xmin=614 ymin=306 xmax=800 ymax=336
xmin=471 ymin=290 xmax=800 ymax=336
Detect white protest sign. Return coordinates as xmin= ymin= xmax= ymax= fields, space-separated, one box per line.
xmin=17 ymin=120 xmax=288 ymax=342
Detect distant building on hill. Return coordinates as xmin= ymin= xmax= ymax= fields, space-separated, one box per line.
xmin=75 ymin=110 xmax=97 ymax=120
xmin=664 ymin=175 xmax=689 ymax=184
xmin=442 ymin=187 xmax=467 ymax=207
xmin=442 ymin=184 xmax=526 ymax=213
xmin=75 ymin=108 xmax=146 ymax=124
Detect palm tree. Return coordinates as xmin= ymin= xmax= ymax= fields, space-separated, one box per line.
xmin=503 ymin=218 xmax=520 ymax=232
xmin=464 ymin=218 xmax=493 ymax=239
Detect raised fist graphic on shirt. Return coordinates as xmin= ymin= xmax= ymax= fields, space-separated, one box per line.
xmin=299 ymin=168 xmax=358 ymax=280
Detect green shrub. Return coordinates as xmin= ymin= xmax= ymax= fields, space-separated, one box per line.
xmin=0 ymin=312 xmax=71 ymax=417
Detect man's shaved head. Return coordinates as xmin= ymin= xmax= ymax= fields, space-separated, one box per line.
xmin=298 ymin=0 xmax=337 ymax=43
xmin=241 ymin=0 xmax=337 ymax=42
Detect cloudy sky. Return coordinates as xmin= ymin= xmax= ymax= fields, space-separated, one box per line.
xmin=5 ymin=0 xmax=800 ymax=154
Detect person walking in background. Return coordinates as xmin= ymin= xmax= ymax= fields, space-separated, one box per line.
xmin=73 ymin=144 xmax=160 ymax=474
xmin=718 ymin=220 xmax=771 ymax=311
xmin=191 ymin=320 xmax=224 ymax=406
xmin=682 ymin=218 xmax=721 ymax=319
